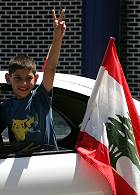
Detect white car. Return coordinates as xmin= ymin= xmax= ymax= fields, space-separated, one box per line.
xmin=0 ymin=72 xmax=139 ymax=195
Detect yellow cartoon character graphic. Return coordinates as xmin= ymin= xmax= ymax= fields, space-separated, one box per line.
xmin=11 ymin=117 xmax=34 ymax=142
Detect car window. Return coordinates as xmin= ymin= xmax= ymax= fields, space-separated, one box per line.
xmin=1 ymin=127 xmax=9 ymax=142
xmin=53 ymin=110 xmax=71 ymax=140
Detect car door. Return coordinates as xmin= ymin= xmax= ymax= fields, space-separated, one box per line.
xmin=0 ymin=151 xmax=112 ymax=195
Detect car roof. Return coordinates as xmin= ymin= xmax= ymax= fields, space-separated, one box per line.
xmin=0 ymin=71 xmax=140 ymax=116
xmin=0 ymin=71 xmax=95 ymax=97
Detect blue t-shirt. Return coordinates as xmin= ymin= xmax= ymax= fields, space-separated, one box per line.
xmin=0 ymin=83 xmax=57 ymax=147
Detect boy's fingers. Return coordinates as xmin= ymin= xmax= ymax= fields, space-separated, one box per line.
xmin=52 ymin=9 xmax=57 ymax=21
xmin=58 ymin=9 xmax=65 ymax=22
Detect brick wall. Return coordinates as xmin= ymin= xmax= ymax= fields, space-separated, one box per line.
xmin=0 ymin=0 xmax=82 ymax=75
xmin=0 ymin=0 xmax=140 ymax=98
xmin=120 ymin=0 xmax=140 ymax=98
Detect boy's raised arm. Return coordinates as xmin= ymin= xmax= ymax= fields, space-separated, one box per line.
xmin=42 ymin=9 xmax=66 ymax=92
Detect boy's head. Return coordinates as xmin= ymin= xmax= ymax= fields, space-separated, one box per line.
xmin=8 ymin=54 xmax=37 ymax=75
xmin=5 ymin=54 xmax=38 ymax=100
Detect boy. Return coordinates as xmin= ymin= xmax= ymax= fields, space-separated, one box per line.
xmin=0 ymin=9 xmax=66 ymax=150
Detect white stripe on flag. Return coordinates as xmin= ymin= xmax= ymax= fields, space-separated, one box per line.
xmin=81 ymin=66 xmax=129 ymax=147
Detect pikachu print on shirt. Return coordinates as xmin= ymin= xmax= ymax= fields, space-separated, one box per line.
xmin=11 ymin=116 xmax=35 ymax=141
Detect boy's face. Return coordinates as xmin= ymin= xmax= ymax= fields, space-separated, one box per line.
xmin=6 ymin=68 xmax=37 ymax=99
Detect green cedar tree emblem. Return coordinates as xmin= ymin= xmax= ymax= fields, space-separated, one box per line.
xmin=105 ymin=114 xmax=140 ymax=171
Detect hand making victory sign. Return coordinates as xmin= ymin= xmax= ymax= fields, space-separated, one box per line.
xmin=52 ymin=9 xmax=66 ymax=39
xmin=42 ymin=9 xmax=66 ymax=92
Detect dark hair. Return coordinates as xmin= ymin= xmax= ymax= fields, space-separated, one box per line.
xmin=8 ymin=54 xmax=37 ymax=75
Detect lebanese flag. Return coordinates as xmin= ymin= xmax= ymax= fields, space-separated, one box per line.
xmin=76 ymin=37 xmax=140 ymax=195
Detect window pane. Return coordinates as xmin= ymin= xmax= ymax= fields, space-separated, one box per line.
xmin=53 ymin=110 xmax=71 ymax=139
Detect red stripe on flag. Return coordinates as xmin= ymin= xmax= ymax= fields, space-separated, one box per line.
xmin=76 ymin=131 xmax=116 ymax=195
xmin=112 ymin=169 xmax=139 ymax=195
xmin=122 ymin=72 xmax=140 ymax=158
xmin=101 ymin=37 xmax=123 ymax=85
xmin=76 ymin=131 xmax=139 ymax=195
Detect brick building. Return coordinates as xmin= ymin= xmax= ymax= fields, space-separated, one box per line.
xmin=0 ymin=0 xmax=82 ymax=75
xmin=0 ymin=0 xmax=140 ymax=98
xmin=120 ymin=0 xmax=140 ymax=98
